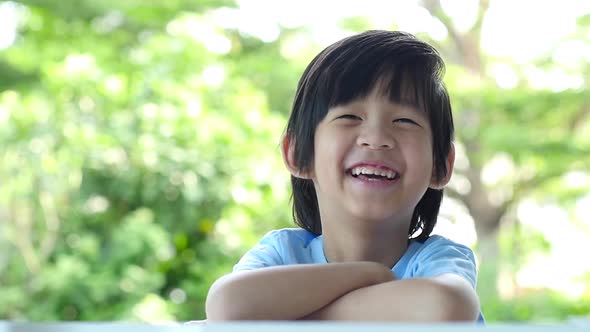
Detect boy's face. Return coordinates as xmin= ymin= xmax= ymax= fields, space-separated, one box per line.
xmin=309 ymin=87 xmax=437 ymax=229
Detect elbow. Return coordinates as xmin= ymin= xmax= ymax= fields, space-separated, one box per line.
xmin=205 ymin=276 xmax=248 ymax=321
xmin=204 ymin=286 xmax=228 ymax=321
xmin=205 ymin=297 xmax=233 ymax=321
xmin=437 ymin=284 xmax=480 ymax=322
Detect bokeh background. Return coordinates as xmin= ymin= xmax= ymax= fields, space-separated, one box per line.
xmin=1 ymin=0 xmax=589 ymax=323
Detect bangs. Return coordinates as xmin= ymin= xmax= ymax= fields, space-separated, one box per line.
xmin=324 ymin=58 xmax=438 ymax=114
xmin=341 ymin=70 xmax=429 ymax=111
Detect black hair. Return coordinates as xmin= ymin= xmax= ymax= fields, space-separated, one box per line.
xmin=285 ymin=30 xmax=454 ymax=241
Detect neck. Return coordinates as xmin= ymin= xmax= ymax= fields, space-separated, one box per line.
xmin=321 ymin=216 xmax=411 ymax=269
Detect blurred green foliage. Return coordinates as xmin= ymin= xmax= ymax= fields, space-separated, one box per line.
xmin=0 ymin=0 xmax=589 ymax=323
xmin=0 ymin=0 xmax=294 ymax=321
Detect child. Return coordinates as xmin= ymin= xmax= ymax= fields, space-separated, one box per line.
xmin=206 ymin=30 xmax=482 ymax=322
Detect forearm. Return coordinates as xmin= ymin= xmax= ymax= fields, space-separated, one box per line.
xmin=205 ymin=262 xmax=394 ymax=321
xmin=304 ymin=276 xmax=479 ymax=322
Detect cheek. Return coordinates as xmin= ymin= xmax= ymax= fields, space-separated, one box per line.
xmin=405 ymin=137 xmax=434 ymax=174
xmin=314 ymin=128 xmax=346 ymax=159
xmin=312 ymin=134 xmax=346 ymax=183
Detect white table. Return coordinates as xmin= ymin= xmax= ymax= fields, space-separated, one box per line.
xmin=1 ymin=321 xmax=589 ymax=332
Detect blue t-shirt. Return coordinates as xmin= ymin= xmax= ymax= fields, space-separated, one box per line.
xmin=234 ymin=228 xmax=484 ymax=322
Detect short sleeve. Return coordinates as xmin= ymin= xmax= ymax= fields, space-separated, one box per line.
xmin=232 ymin=230 xmax=284 ymax=272
xmin=411 ymin=236 xmax=477 ymax=289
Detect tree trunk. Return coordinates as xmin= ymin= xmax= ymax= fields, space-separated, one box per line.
xmin=461 ymin=162 xmax=509 ymax=298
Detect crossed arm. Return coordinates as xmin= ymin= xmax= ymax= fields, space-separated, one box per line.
xmin=205 ymin=262 xmax=480 ymax=321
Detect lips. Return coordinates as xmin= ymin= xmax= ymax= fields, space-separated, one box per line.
xmin=346 ymin=162 xmax=401 ymax=181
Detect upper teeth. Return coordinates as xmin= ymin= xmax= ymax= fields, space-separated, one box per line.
xmin=351 ymin=167 xmax=397 ymax=179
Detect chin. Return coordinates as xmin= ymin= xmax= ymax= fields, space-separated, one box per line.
xmin=353 ymin=210 xmax=389 ymax=221
xmin=349 ymin=208 xmax=409 ymax=226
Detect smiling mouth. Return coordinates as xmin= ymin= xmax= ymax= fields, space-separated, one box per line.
xmin=347 ymin=168 xmax=400 ymax=181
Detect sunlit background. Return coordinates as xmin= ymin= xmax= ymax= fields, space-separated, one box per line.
xmin=0 ymin=0 xmax=589 ymax=323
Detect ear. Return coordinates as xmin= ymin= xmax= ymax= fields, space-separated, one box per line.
xmin=429 ymin=142 xmax=455 ymax=190
xmin=281 ymin=134 xmax=312 ymax=179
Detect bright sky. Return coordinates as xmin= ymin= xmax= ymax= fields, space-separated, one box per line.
xmin=204 ymin=0 xmax=590 ymax=91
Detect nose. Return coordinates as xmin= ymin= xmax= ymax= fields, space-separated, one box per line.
xmin=356 ymin=121 xmax=394 ymax=150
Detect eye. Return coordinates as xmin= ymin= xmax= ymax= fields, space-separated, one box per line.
xmin=394 ymin=118 xmax=419 ymax=125
xmin=338 ymin=114 xmax=362 ymax=120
